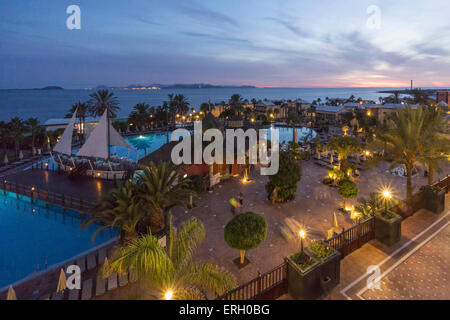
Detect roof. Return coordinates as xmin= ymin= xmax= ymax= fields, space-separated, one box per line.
xmin=44 ymin=117 xmax=99 ymax=126
xmin=380 ymin=103 xmax=406 ymax=109
xmin=315 ymin=105 xmax=345 ymax=113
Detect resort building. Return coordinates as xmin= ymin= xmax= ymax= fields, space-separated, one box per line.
xmin=44 ymin=117 xmax=100 ymax=136
xmin=437 ymin=91 xmax=450 ymax=105
xmin=314 ymin=105 xmax=349 ymax=123
xmin=367 ymin=103 xmax=414 ymax=123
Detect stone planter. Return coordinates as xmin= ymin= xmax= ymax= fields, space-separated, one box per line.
xmin=287 ymin=248 xmax=341 ymax=300
xmin=374 ymin=212 xmax=402 ymax=247
xmin=423 ymin=188 xmax=445 ymax=214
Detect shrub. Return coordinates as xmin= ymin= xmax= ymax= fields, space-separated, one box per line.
xmin=224 ymin=212 xmax=268 ymax=264
xmin=186 ymin=174 xmax=205 ymax=193
xmin=266 ymin=151 xmax=302 ymax=203
xmin=310 ymin=242 xmax=334 ymax=259
xmin=338 ymin=179 xmax=358 ymax=209
xmin=290 ymin=252 xmax=315 ymax=270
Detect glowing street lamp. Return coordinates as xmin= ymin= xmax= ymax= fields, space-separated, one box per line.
xmin=299 ymin=229 xmax=306 ymax=254
xmin=382 ymin=188 xmax=392 ymax=215
xmin=164 ymin=290 xmax=173 ymax=300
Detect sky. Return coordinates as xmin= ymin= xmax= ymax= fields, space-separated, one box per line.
xmin=1 ymin=0 xmax=450 ymax=89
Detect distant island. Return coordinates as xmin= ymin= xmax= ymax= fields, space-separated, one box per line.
xmin=95 ymin=83 xmax=256 ymax=90
xmin=33 ymin=86 xmax=64 ymax=90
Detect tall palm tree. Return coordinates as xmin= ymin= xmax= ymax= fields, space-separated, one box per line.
xmin=83 ymin=181 xmax=144 ymax=242
xmin=88 ymin=89 xmax=120 ymax=118
xmin=128 ymin=103 xmax=150 ymax=131
xmin=26 ymin=118 xmax=41 ymax=154
xmin=66 ymin=101 xmax=89 ymax=142
xmin=371 ymin=106 xmax=426 ymax=199
xmin=287 ymin=110 xmax=301 ymax=143
xmin=167 ymin=94 xmax=178 ymax=127
xmin=420 ymin=106 xmax=449 ymax=184
xmin=0 ymin=121 xmax=9 ymax=157
xmin=135 ymin=162 xmax=193 ymax=234
xmin=107 ymin=216 xmax=236 ymax=299
xmin=8 ymin=117 xmax=27 ymax=159
xmin=174 ymin=94 xmax=190 ymax=116
xmin=229 ymin=94 xmax=244 ymax=117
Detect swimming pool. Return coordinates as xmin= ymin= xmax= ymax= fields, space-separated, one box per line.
xmin=124 ymin=126 xmax=315 ymax=160
xmin=0 ymin=191 xmax=115 ymax=288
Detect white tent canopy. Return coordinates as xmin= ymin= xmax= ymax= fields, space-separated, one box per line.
xmin=53 ymin=108 xmax=77 ymax=155
xmin=76 ymin=110 xmax=136 ymax=159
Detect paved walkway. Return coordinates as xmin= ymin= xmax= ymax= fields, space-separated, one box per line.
xmin=4 ymin=169 xmax=116 ymax=203
xmin=328 ymin=194 xmax=450 ymax=300
xmin=172 ymin=160 xmax=448 ymax=286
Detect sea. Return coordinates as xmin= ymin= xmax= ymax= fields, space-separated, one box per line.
xmin=0 ymin=87 xmax=409 ymax=122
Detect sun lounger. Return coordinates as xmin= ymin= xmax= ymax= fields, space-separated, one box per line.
xmin=81 ymin=279 xmax=93 ymax=300
xmin=107 ymin=273 xmax=118 ymax=290
xmin=68 ymin=288 xmax=80 ymax=300
xmin=95 ymin=277 xmax=107 ymax=296
xmin=51 ymin=292 xmax=63 ymax=300
xmin=118 ymin=273 xmax=128 ymax=287
xmin=87 ymin=254 xmax=96 ymax=270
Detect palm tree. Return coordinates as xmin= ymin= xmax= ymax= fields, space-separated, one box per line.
xmin=229 ymin=94 xmax=245 ymax=117
xmin=134 ymin=162 xmax=193 ymax=234
xmin=200 ymin=102 xmax=213 ymax=114
xmin=26 ymin=118 xmax=41 ymax=154
xmin=107 ymin=216 xmax=236 ymax=299
xmin=66 ymin=101 xmax=89 ymax=142
xmin=88 ymin=89 xmax=120 ymax=118
xmin=371 ymin=106 xmax=426 ymax=199
xmin=0 ymin=121 xmax=9 ymax=157
xmin=8 ymin=117 xmax=27 ymax=159
xmin=128 ymin=103 xmax=150 ymax=131
xmin=174 ymin=94 xmax=190 ymax=116
xmin=420 ymin=106 xmax=449 ymax=185
xmin=167 ymin=94 xmax=178 ymax=127
xmin=287 ymin=110 xmax=301 ymax=143
xmin=327 ymin=136 xmax=361 ymax=172
xmin=83 ymin=181 xmax=144 ymax=242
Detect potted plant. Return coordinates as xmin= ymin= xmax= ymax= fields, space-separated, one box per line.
xmin=374 ymin=209 xmax=402 ymax=247
xmin=421 ymin=185 xmax=445 ymax=214
xmin=286 ymin=242 xmax=340 ymax=300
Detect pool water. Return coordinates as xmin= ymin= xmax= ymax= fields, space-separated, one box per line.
xmin=123 ymin=126 xmax=315 ymax=160
xmin=0 ymin=191 xmax=115 ymax=288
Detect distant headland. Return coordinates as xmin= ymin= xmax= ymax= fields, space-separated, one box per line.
xmin=94 ymin=83 xmax=256 ymax=90
xmin=33 ymin=86 xmax=64 ymax=90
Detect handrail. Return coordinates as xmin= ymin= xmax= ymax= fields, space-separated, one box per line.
xmin=0 ymin=177 xmax=96 ymax=213
xmin=216 ymin=262 xmax=287 ymax=300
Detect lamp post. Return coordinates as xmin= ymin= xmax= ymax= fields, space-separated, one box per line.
xmin=382 ymin=189 xmax=392 ymax=215
xmin=299 ymin=230 xmax=306 ymax=254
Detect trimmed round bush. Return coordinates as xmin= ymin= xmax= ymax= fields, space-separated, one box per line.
xmin=224 ymin=212 xmax=268 ymax=264
xmin=338 ymin=179 xmax=358 ymax=208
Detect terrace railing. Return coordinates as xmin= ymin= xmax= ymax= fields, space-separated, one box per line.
xmin=216 ymin=262 xmax=288 ymax=300
xmin=325 ymin=216 xmax=375 ymax=259
xmin=433 ymin=174 xmax=450 ymax=193
xmin=0 ymin=178 xmax=96 ymax=213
